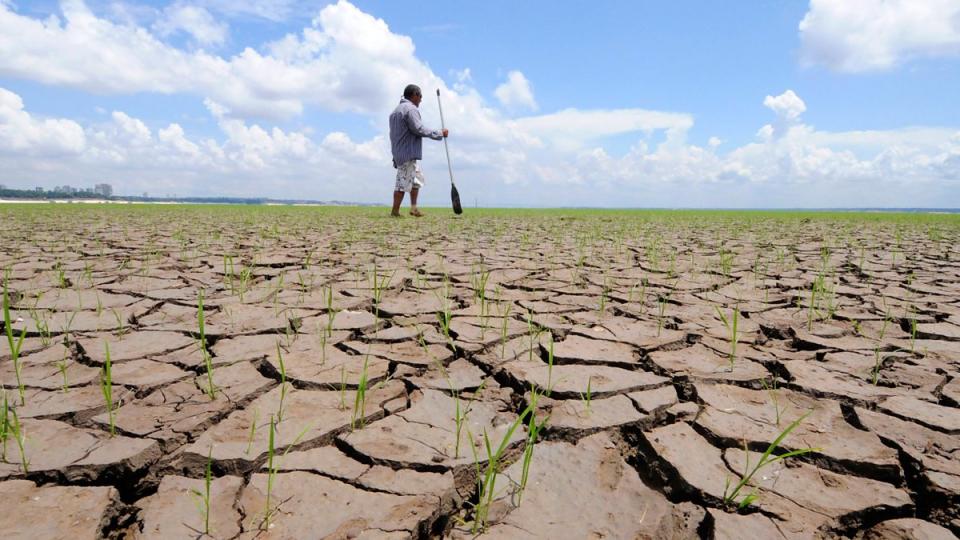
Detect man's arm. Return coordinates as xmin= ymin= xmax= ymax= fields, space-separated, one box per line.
xmin=405 ymin=107 xmax=444 ymax=140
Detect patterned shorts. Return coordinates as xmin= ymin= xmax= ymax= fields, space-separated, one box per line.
xmin=395 ymin=160 xmax=425 ymax=193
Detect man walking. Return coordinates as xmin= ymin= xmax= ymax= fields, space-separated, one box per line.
xmin=389 ymin=84 xmax=448 ymax=217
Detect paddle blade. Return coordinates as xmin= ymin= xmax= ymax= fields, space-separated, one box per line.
xmin=451 ymin=184 xmax=463 ymax=215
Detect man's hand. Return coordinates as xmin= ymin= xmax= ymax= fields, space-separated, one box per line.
xmin=442 ymin=129 xmax=449 ymax=138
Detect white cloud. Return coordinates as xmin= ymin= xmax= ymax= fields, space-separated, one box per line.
xmin=0 ymin=87 xmax=85 ymax=154
xmin=494 ymin=70 xmax=537 ymax=111
xmin=320 ymin=132 xmax=387 ymax=163
xmin=761 ymin=90 xmax=807 ymax=139
xmin=1 ymin=2 xmax=959 ymax=207
xmin=763 ymin=90 xmax=806 ymax=122
xmin=799 ymin=0 xmax=960 ymax=72
xmin=158 ymin=124 xmax=201 ymax=156
xmin=0 ymin=0 xmax=436 ymax=119
xmin=111 ymin=111 xmax=151 ymax=142
xmin=512 ymin=108 xmax=692 ymax=151
xmin=154 ymin=3 xmax=228 ymax=46
xmin=3 ymin=84 xmax=960 ymax=207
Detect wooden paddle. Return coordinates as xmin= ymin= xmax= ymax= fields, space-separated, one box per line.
xmin=436 ymin=89 xmax=462 ymax=215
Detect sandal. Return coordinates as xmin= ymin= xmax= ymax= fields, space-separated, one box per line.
xmin=409 ymin=209 xmax=424 ymax=217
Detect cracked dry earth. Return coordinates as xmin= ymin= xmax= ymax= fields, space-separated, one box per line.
xmin=1 ymin=206 xmax=959 ymax=540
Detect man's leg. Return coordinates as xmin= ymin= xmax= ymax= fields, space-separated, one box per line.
xmin=391 ymin=190 xmax=404 ymax=216
xmin=409 ymin=163 xmax=424 ymax=217
xmin=410 ymin=187 xmax=419 ymax=214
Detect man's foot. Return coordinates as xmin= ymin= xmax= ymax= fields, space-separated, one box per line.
xmin=410 ymin=209 xmax=424 ymax=217
xmin=390 ymin=212 xmax=403 ymax=218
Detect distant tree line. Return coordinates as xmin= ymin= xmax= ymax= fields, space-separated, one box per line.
xmin=0 ymin=184 xmax=113 ymax=199
xmin=0 ymin=184 xmax=374 ymax=206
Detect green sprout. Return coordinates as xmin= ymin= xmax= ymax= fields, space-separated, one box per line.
xmin=189 ymin=446 xmax=214 ymax=536
xmin=578 ymin=375 xmax=593 ymax=416
xmin=8 ymin=405 xmax=27 ymax=472
xmin=759 ymin=378 xmax=783 ymax=427
xmin=351 ymin=355 xmax=370 ymax=430
xmin=715 ymin=302 xmax=740 ymax=370
xmin=3 ymin=277 xmax=27 ymax=404
xmin=722 ymin=412 xmax=818 ymax=509
xmin=197 ymin=290 xmax=216 ymax=399
xmin=245 ymin=408 xmax=259 ymax=455
xmin=100 ymin=342 xmax=116 ymax=437
xmin=275 ymin=342 xmax=288 ymax=422
xmin=517 ymin=387 xmax=548 ymax=505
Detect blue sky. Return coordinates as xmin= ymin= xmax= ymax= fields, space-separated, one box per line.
xmin=1 ymin=0 xmax=959 ymax=207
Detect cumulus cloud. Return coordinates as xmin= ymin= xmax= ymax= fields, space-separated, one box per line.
xmin=799 ymin=0 xmax=960 ymax=72
xmin=512 ymin=108 xmax=692 ymax=152
xmin=111 ymin=111 xmax=151 ymax=142
xmin=494 ymin=70 xmax=538 ymax=112
xmin=763 ymin=90 xmax=806 ymax=122
xmin=0 ymin=87 xmax=85 ymax=154
xmin=154 ymin=3 xmax=228 ymax=46
xmin=0 ymin=0 xmax=436 ymax=119
xmin=760 ymin=89 xmax=807 ymax=139
xmin=1 ymin=2 xmax=959 ymax=207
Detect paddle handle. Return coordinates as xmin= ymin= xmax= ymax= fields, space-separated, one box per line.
xmin=437 ymin=89 xmax=455 ymax=187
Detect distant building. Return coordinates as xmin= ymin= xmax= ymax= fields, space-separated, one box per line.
xmin=94 ymin=183 xmax=113 ymax=197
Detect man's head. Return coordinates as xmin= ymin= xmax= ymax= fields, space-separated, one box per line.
xmin=403 ymin=84 xmax=422 ymax=106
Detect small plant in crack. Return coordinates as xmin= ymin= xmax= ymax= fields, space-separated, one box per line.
xmin=275 ymin=342 xmax=288 ymax=423
xmin=54 ymin=260 xmax=68 ymax=289
xmin=516 ymin=387 xmax=549 ymax=505
xmin=870 ymin=346 xmax=885 ymax=386
xmin=100 ymin=341 xmax=116 ymax=437
xmin=722 ymin=412 xmax=819 ymax=509
xmin=656 ymin=294 xmax=669 ymax=337
xmin=578 ymin=375 xmax=593 ymax=416
xmin=0 ymin=389 xmax=9 ymax=462
xmin=715 ymin=301 xmax=741 ymax=371
xmin=262 ymin=416 xmax=312 ymax=531
xmin=245 ymin=408 xmax=259 ymax=455
xmin=760 ymin=377 xmax=783 ymax=427
xmin=3 ymin=277 xmax=27 ymax=405
xmin=499 ymin=302 xmax=513 ymax=360
xmin=466 ymin=406 xmax=530 ymax=534
xmin=525 ymin=309 xmax=542 ymax=363
xmin=338 ymin=364 xmax=348 ymax=410
xmin=319 ymin=330 xmax=328 ymax=366
xmin=471 ymin=265 xmax=491 ymax=317
xmin=197 ymin=290 xmax=216 ymax=400
xmin=31 ymin=309 xmax=52 ymax=347
xmin=262 ymin=414 xmax=277 ymax=530
xmin=323 ymin=285 xmax=338 ymax=338
xmin=237 ymin=264 xmax=253 ymax=302
xmin=908 ymin=305 xmax=918 ymax=353
xmin=449 ymin=377 xmax=486 ymax=460
xmin=7 ymin=404 xmax=27 ymax=472
xmin=597 ymin=278 xmax=608 ymax=319
xmin=369 ymin=261 xmax=394 ymax=308
xmin=351 ymin=355 xmax=370 ymax=430
xmin=189 ymin=446 xmax=214 ymax=536
xmin=544 ymin=335 xmax=556 ymax=396
xmin=56 ymin=354 xmax=70 ymax=394
xmin=110 ymin=308 xmax=127 ymax=340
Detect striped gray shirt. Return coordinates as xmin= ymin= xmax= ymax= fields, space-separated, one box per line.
xmin=389 ymin=98 xmax=443 ymax=168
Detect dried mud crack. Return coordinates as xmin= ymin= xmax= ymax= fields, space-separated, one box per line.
xmin=2 ymin=206 xmax=959 ymax=539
